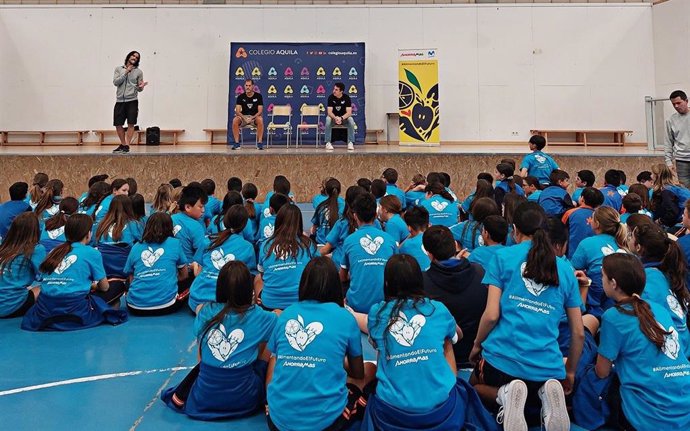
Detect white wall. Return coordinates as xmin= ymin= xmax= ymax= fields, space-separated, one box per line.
xmin=0 ymin=4 xmax=654 ymax=143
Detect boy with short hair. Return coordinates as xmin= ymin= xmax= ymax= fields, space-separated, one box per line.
xmin=519 ymin=135 xmax=559 ymax=186
xmin=600 ymin=169 xmax=624 ymax=211
xmin=523 ymin=176 xmax=542 ymax=202
xmin=171 ymin=185 xmax=208 ymax=263
xmin=398 ymin=205 xmax=431 ymax=271
xmin=0 ymin=182 xmax=30 ymax=239
xmin=467 ymin=215 xmax=507 ymax=268
xmin=381 ymin=168 xmax=407 ymax=210
xmin=562 ymin=187 xmax=604 ymax=258
xmin=538 ymin=169 xmax=574 ymax=217
xmin=571 ymin=170 xmax=595 ymax=206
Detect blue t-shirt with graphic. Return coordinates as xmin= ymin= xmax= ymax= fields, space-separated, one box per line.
xmin=40 ymin=225 xmax=67 ymax=243
xmin=481 ymin=241 xmax=582 ymax=381
xmin=311 ymin=198 xmax=346 ymax=246
xmin=124 ymin=238 xmax=187 ymax=309
xmin=520 ymin=151 xmax=559 ymax=185
xmin=324 ymin=218 xmax=351 ymax=268
xmin=398 ymin=233 xmax=431 ymax=271
xmin=267 ymin=300 xmax=362 ymax=431
xmin=460 ymin=193 xmax=474 ymax=217
xmin=600 ymin=185 xmax=623 ymax=211
xmin=195 ymin=303 xmax=277 ymax=368
xmin=93 ymin=220 xmax=143 ymax=246
xmin=171 ymin=212 xmax=207 ymax=263
xmin=368 ymin=298 xmax=457 ymax=412
xmin=642 ymin=265 xmax=690 ymax=358
xmin=565 ymin=207 xmax=595 ymax=259
xmin=206 ymin=215 xmax=255 ymax=244
xmin=204 ymin=196 xmax=223 ymax=222
xmin=0 ymin=245 xmax=45 ymax=316
xmin=94 ymin=195 xmax=113 ymax=223
xmin=383 ymin=214 xmax=409 ymax=245
xmin=570 ymin=234 xmax=624 ymax=317
xmin=385 ymin=184 xmax=407 ymax=210
xmin=450 ymin=221 xmax=483 ymax=252
xmin=259 ymin=239 xmax=316 ymax=310
xmin=341 ymin=224 xmax=397 ymax=313
xmin=467 ymin=244 xmax=505 ymax=269
xmin=599 ymin=302 xmax=690 ymax=430
xmin=41 ymin=243 xmax=106 ymax=296
xmin=421 ymin=196 xmax=458 ymax=228
xmin=405 ymin=191 xmax=426 ymax=208
xmin=256 ymin=214 xmax=277 ymax=245
xmin=190 ymin=234 xmax=257 ymax=311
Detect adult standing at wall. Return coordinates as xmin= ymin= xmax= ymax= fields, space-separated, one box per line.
xmin=665 ymin=90 xmax=690 ymax=188
xmin=112 ymin=51 xmax=147 ymax=154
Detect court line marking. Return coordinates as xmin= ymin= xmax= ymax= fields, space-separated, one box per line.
xmin=0 ymin=366 xmax=194 ymax=397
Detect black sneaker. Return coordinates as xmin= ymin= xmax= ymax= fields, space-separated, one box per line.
xmin=257 ymin=143 xmax=265 ymax=150
xmin=112 ymin=145 xmax=124 ymax=154
xmin=122 ymin=145 xmax=130 ymax=153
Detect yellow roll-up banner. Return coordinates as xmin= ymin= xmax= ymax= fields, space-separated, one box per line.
xmin=398 ymin=49 xmax=440 ymax=146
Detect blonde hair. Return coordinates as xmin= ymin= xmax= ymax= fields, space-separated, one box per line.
xmin=593 ymin=206 xmax=628 ymax=251
xmin=152 ymin=184 xmax=174 ymax=213
xmin=651 ymin=164 xmax=675 ymax=192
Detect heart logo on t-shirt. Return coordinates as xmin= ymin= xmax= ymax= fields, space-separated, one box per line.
xmin=360 ymin=234 xmax=384 ymax=255
xmin=534 ymin=154 xmax=546 ymax=164
xmin=389 ymin=311 xmax=426 ymax=347
xmin=141 ymin=247 xmax=164 ymax=268
xmin=47 ymin=226 xmax=65 ymax=240
xmin=263 ymin=207 xmax=271 ymax=218
xmin=431 ymin=201 xmax=448 ymax=212
xmin=207 ymin=324 xmax=245 ymax=361
xmin=211 ymin=249 xmax=235 ymax=270
xmin=661 ymin=325 xmax=681 ymax=360
xmin=600 ymin=245 xmax=626 ymax=257
xmin=521 ymin=262 xmax=548 ymax=297
xmin=285 ymin=314 xmax=323 ymax=352
xmin=172 ymin=225 xmax=182 ymax=236
xmin=54 ymin=255 xmax=77 ymax=275
xmin=667 ymin=295 xmax=685 ymax=320
xmin=263 ymin=223 xmax=275 ymax=239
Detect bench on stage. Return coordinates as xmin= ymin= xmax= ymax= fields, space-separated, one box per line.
xmin=0 ymin=130 xmax=89 ymax=146
xmin=93 ymin=129 xmax=185 ymax=145
xmin=203 ymin=128 xmax=228 ymax=145
xmin=530 ymin=129 xmax=632 ymax=147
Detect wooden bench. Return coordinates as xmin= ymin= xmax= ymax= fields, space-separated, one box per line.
xmin=365 ymin=129 xmax=384 ymax=144
xmin=530 ymin=129 xmax=632 ymax=147
xmin=203 ymin=128 xmax=228 ymax=145
xmin=93 ymin=129 xmax=185 ymax=145
xmin=0 ymin=130 xmax=89 ymax=146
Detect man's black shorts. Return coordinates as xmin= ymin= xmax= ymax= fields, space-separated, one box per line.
xmin=113 ymin=100 xmax=139 ymax=126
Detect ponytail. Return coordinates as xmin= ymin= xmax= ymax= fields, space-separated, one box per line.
xmin=316 ymin=178 xmax=342 ymax=229
xmin=614 ymin=222 xmax=628 ymax=251
xmin=29 ymin=173 xmax=49 ymax=204
xmin=34 ymin=179 xmax=63 ymax=217
xmin=593 ymin=206 xmax=629 ymax=251
xmin=660 ymin=238 xmax=690 ymax=313
xmin=244 ymin=199 xmax=256 ymax=220
xmin=39 ymin=242 xmax=73 ymax=274
xmin=616 ymin=295 xmax=671 ymax=350
xmin=524 ymin=227 xmax=559 ymax=286
xmin=425 ymin=182 xmax=454 ymax=202
xmin=496 ymin=163 xmax=516 ymax=193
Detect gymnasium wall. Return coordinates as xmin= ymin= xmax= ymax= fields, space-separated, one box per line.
xmin=0 ymin=4 xmax=654 ymax=143
xmin=653 ymin=0 xmax=689 ymax=119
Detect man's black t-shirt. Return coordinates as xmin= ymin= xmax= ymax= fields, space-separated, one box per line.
xmin=236 ymin=92 xmax=263 ymax=116
xmin=327 ymin=94 xmax=351 ymax=117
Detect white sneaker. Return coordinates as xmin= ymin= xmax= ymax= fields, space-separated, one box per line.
xmin=325 ymin=142 xmax=334 ymax=151
xmin=538 ymin=379 xmax=569 ymax=431
xmin=347 ymin=142 xmax=355 ymax=151
xmin=496 ymin=380 xmax=528 ymax=431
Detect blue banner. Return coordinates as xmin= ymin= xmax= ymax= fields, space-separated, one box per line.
xmin=228 ymin=42 xmax=366 ymax=145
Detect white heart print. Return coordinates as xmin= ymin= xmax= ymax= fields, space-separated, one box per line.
xmin=263 ymin=207 xmax=271 ymax=218
xmin=534 ymin=154 xmax=546 ymax=164
xmin=55 ymin=255 xmax=77 ymax=275
xmin=600 ymin=245 xmax=626 ymax=257
xmin=141 ymin=247 xmax=165 ymax=268
xmin=389 ymin=311 xmax=426 ymax=347
xmin=207 ymin=324 xmax=245 ymax=361
xmin=263 ymin=223 xmax=275 ymax=238
xmin=46 ymin=205 xmax=59 ymax=216
xmin=661 ymin=325 xmax=681 ymax=360
xmin=47 ymin=226 xmax=65 ymax=240
xmin=285 ymin=314 xmax=323 ymax=352
xmin=211 ymin=249 xmax=235 ymax=270
xmin=667 ymin=294 xmax=685 ymax=320
xmin=431 ymin=201 xmax=448 ymax=212
xmin=172 ymin=225 xmax=182 ymax=236
xmin=521 ymin=262 xmax=547 ymax=297
xmin=360 ymin=234 xmax=384 ymax=255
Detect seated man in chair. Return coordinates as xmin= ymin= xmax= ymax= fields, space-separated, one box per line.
xmin=232 ymin=78 xmax=264 ymax=150
xmin=324 ymin=82 xmax=355 ymax=152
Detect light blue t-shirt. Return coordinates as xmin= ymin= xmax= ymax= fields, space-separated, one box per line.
xmin=40 ymin=225 xmax=66 ymax=243
xmin=643 ymin=266 xmax=690 ymax=358
xmin=0 ymin=245 xmax=45 ymax=316
xmin=94 ymin=195 xmax=113 ymax=223
xmin=421 ymin=196 xmax=458 ymax=228
xmin=311 ymin=198 xmax=346 ymax=246
xmin=398 ymin=233 xmax=431 ymax=271
xmin=124 ymin=238 xmax=187 ymax=309
xmin=527 ymin=190 xmax=542 ymax=202
xmin=324 ymin=218 xmax=351 ymax=268
xmin=599 ymin=302 xmax=690 ymax=430
xmin=258 ymin=239 xmax=316 ymax=310
xmin=93 ymin=220 xmax=143 ymax=246
xmin=171 ymin=212 xmax=207 ymax=263
xmin=256 ymin=214 xmax=276 ymax=245
xmin=195 ymin=303 xmax=277 ymax=368
xmin=571 ymin=187 xmax=584 ymax=205
xmin=341 ymin=224 xmax=397 ymax=313
xmin=368 ymin=298 xmax=457 ymax=412
xmin=450 ymin=221 xmax=483 ymax=252
xmin=405 ymin=190 xmax=426 ymax=208
xmin=204 ymin=196 xmax=223 ymax=222
xmin=467 ymin=244 xmax=505 ymax=269
xmin=481 ymin=241 xmax=582 ymax=381
xmin=206 ymin=215 xmax=255 ymax=244
xmin=189 ymin=234 xmax=258 ymax=311
xmin=520 ymin=151 xmax=559 ymax=185
xmin=312 ymin=194 xmax=327 ymax=209
xmin=267 ymin=301 xmax=363 ymax=431
xmin=385 ymin=184 xmax=407 ymax=210
xmin=41 ymin=243 xmax=106 ymax=296
xmin=37 ymin=204 xmax=60 ymax=225
xmin=383 ymin=214 xmax=409 ymax=245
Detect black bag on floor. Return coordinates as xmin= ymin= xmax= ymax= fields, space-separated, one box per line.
xmin=146 ymin=127 xmax=160 ymax=145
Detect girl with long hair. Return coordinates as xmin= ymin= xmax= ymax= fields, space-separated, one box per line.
xmin=40 ymin=197 xmax=79 ymax=253
xmin=470 ymin=202 xmax=583 ymax=431
xmin=256 ymin=205 xmax=316 ymax=310
xmin=0 ymin=213 xmax=45 ymax=318
xmin=242 ymin=182 xmax=260 ymax=237
xmin=27 ymin=172 xmax=49 ymax=210
xmin=319 ymin=185 xmax=368 ymax=267
xmin=311 ymin=178 xmax=345 ymax=246
xmin=494 ymin=163 xmax=525 ymax=209
xmin=152 ymin=183 xmax=174 ymax=213
xmin=596 ymin=253 xmax=690 ymax=430
xmin=650 ymin=163 xmax=690 ymax=228
xmin=94 ymin=178 xmax=130 ymax=223
xmin=21 ymin=214 xmax=127 ymax=331
xmin=450 ymin=197 xmax=500 ymax=252
xmin=377 ymin=194 xmax=408 ymax=245
xmin=93 ymin=195 xmax=143 ymax=246
xmin=421 ymin=182 xmax=458 ymax=227
xmin=79 ymin=181 xmax=111 ymax=217
xmin=34 ymin=179 xmax=63 ymax=223
xmin=207 ymin=191 xmax=255 ymax=243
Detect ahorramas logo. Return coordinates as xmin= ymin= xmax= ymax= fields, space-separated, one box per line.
xmin=235 ymin=47 xmax=248 ymax=58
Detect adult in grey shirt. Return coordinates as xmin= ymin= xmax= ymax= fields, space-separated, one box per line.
xmin=665 ymin=90 xmax=690 ymax=188
xmin=112 ymin=51 xmax=147 ymax=153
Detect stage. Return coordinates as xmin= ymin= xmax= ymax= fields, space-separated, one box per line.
xmin=0 ymin=143 xmax=664 ymax=202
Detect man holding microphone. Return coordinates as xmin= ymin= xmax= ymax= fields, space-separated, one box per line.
xmin=112 ymin=51 xmax=148 ymax=154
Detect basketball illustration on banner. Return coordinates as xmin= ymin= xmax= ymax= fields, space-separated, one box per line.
xmin=398 ymin=49 xmax=440 ymax=145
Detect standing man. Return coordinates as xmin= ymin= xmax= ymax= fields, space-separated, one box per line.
xmin=324 ymin=83 xmax=355 ymax=152
xmin=232 ymin=79 xmax=264 ymax=150
xmin=112 ymin=51 xmax=147 ymax=154
xmin=665 ymin=90 xmax=690 ymax=188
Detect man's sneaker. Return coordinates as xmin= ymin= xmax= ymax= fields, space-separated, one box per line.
xmin=121 ymin=145 xmax=130 ymax=153
xmin=231 ymin=143 xmax=241 ymax=150
xmin=112 ymin=145 xmax=124 ymax=154
xmin=347 ymin=142 xmax=355 ymax=151
xmin=538 ymin=379 xmax=569 ymax=431
xmin=325 ymin=142 xmax=334 ymax=151
xmin=257 ymin=143 xmax=264 ymax=150
xmin=496 ymin=380 xmax=528 ymax=431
